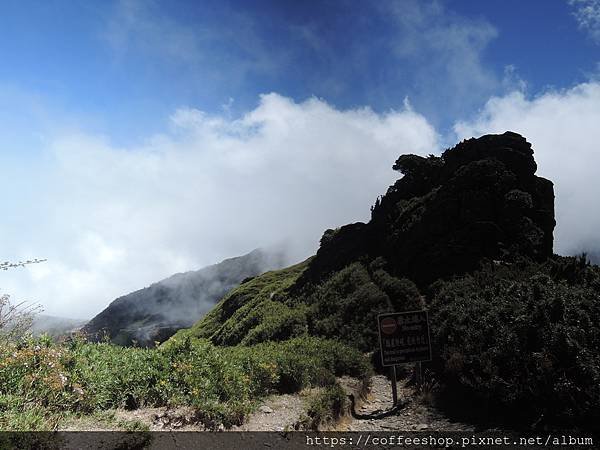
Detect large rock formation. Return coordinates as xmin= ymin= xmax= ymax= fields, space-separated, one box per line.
xmin=82 ymin=249 xmax=285 ymax=346
xmin=303 ymin=132 xmax=555 ymax=286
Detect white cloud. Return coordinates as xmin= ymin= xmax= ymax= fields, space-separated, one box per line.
xmin=1 ymin=94 xmax=439 ymax=319
xmin=569 ymin=0 xmax=600 ymax=43
xmin=454 ymin=81 xmax=600 ymax=256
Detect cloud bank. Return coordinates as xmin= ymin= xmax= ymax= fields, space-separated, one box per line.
xmin=2 ymin=94 xmax=438 ymax=318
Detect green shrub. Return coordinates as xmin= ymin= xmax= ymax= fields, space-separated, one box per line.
xmin=0 ymin=338 xmax=81 ymax=413
xmin=183 ymin=261 xmax=309 ymax=344
xmin=240 ymin=302 xmax=308 ymax=345
xmin=301 ymin=383 xmax=347 ymax=430
xmin=68 ymin=341 xmax=170 ymax=411
xmin=0 ymin=406 xmax=53 ymax=431
xmin=429 ymin=261 xmax=600 ymax=429
xmin=305 ymin=262 xmax=423 ymax=351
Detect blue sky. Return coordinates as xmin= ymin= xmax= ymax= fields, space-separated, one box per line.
xmin=1 ymin=0 xmax=598 ymax=142
xmin=2 ymin=0 xmax=600 ymax=317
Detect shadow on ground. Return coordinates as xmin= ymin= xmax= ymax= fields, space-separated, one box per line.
xmin=348 ymin=394 xmax=407 ymax=420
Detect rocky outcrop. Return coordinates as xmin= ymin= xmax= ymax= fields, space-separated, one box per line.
xmin=302 ymin=132 xmax=555 ymax=286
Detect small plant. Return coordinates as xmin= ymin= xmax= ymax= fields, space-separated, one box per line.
xmin=415 ymin=368 xmax=439 ymax=406
xmin=300 ymin=383 xmax=347 ymax=430
xmin=0 ymin=294 xmax=42 ymax=344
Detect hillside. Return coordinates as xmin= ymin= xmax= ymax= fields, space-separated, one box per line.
xmin=172 ymin=132 xmax=600 ymax=430
xmin=82 ymin=248 xmax=285 ymax=347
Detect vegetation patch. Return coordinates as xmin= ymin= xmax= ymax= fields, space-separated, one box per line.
xmin=429 ymin=255 xmax=600 ymax=429
xmin=0 ymin=334 xmax=370 ymax=430
xmin=300 ymin=383 xmax=347 ymax=430
xmin=175 ymin=258 xmax=423 ymax=352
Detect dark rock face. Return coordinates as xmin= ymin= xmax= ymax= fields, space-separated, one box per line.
xmin=303 ymin=132 xmax=555 ymax=286
xmin=82 ymin=249 xmax=285 ymax=347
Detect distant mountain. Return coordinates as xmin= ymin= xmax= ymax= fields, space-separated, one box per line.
xmin=30 ymin=315 xmax=87 ymax=338
xmin=82 ymin=248 xmax=285 ymax=347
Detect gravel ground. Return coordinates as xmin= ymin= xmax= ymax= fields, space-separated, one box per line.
xmin=338 ymin=374 xmax=475 ymax=432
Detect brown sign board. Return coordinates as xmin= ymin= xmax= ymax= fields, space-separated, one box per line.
xmin=378 ymin=310 xmax=432 ymax=367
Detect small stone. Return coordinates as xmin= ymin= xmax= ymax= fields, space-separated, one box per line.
xmin=416 ymin=424 xmax=429 ymax=430
xmin=259 ymin=405 xmax=274 ymax=414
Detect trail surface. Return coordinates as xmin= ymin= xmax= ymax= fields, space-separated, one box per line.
xmin=338 ymin=375 xmax=475 ymax=432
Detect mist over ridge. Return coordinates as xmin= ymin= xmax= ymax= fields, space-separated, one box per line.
xmin=81 ymin=247 xmax=286 ymax=347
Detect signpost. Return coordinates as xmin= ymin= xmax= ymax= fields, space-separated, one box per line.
xmin=377 ymin=310 xmax=432 ymax=406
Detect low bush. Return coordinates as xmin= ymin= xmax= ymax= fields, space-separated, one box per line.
xmin=429 ymin=259 xmax=600 ymax=430
xmin=301 ymin=383 xmax=347 ymax=430
xmin=0 ymin=334 xmax=369 ymax=430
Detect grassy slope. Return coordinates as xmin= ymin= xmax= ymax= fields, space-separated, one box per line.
xmin=169 ymin=259 xmax=311 ymax=345
xmin=169 ymin=257 xmax=424 ymax=352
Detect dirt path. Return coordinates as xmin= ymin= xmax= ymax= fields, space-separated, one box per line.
xmin=338 ymin=374 xmax=475 ymax=432
xmin=232 ymin=393 xmax=307 ymax=431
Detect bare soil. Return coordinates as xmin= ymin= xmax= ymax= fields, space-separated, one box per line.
xmin=231 ymin=393 xmax=308 ymax=431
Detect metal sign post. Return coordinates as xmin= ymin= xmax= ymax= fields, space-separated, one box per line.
xmin=391 ymin=365 xmax=398 ymax=406
xmin=377 ymin=310 xmax=432 ymax=405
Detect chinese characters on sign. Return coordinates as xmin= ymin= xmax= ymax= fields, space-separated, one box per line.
xmin=378 ymin=310 xmax=432 ymax=367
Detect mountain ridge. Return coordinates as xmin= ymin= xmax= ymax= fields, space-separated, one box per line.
xmin=82 ymin=248 xmax=286 ymax=346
